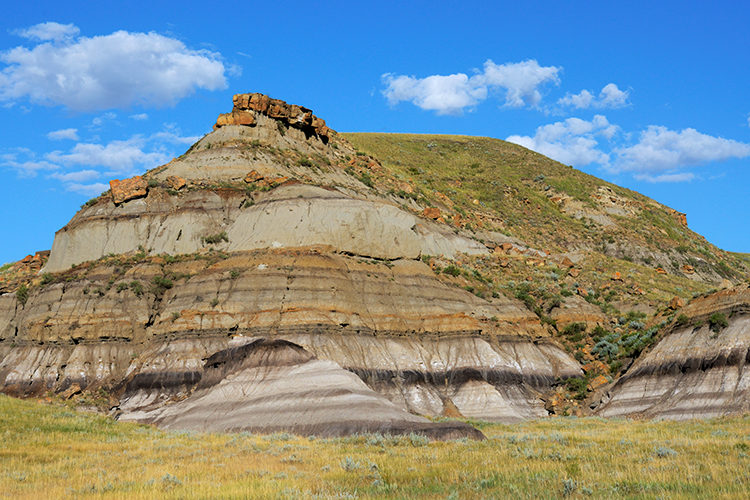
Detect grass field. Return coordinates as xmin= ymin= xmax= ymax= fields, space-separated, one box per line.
xmin=0 ymin=395 xmax=748 ymax=499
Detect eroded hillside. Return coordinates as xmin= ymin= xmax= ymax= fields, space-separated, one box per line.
xmin=0 ymin=92 xmax=748 ymax=427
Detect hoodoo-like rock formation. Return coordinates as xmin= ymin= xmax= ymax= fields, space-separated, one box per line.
xmin=0 ymin=93 xmax=585 ymax=438
xmin=597 ymin=285 xmax=750 ymax=419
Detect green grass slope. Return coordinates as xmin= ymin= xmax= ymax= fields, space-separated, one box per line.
xmin=343 ymin=133 xmax=748 ymax=284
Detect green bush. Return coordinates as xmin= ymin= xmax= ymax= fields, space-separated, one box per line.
xmin=202 ymin=232 xmax=229 ymax=245
xmin=16 ymin=284 xmax=29 ymax=305
xmin=443 ymin=265 xmax=461 ymax=277
xmin=561 ymin=322 xmax=587 ymax=341
xmin=708 ymin=312 xmax=728 ymax=333
xmin=565 ymin=377 xmax=588 ymax=400
xmin=675 ymin=314 xmax=689 ymax=326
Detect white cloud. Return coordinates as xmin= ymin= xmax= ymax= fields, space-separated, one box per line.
xmin=130 ymin=113 xmax=148 ymax=120
xmin=90 ymin=112 xmax=117 ymax=128
xmin=559 ymin=83 xmax=629 ymax=109
xmin=613 ymin=126 xmax=750 ymax=173
xmin=0 ymin=24 xmax=227 ymax=111
xmin=46 ymin=137 xmax=170 ymax=175
xmin=476 ymin=60 xmax=561 ymax=108
xmin=3 ymin=159 xmax=59 ymax=177
xmin=383 ymin=59 xmax=560 ymax=114
xmin=50 ymin=169 xmax=101 ymax=182
xmin=66 ymin=182 xmax=109 ymax=196
xmin=47 ymin=128 xmax=79 ymax=141
xmin=382 ymin=73 xmax=486 ymax=115
xmin=634 ymin=172 xmax=696 ymax=183
xmin=16 ymin=22 xmax=79 ymax=42
xmin=506 ymin=115 xmax=615 ymax=166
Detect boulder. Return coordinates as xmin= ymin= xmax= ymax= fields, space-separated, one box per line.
xmin=588 ymin=375 xmax=609 ymax=391
xmin=668 ymin=296 xmax=685 ymax=310
xmin=228 ymin=93 xmax=330 ymax=141
xmin=110 ymin=176 xmax=148 ymax=205
xmin=244 ymin=170 xmax=264 ymax=183
xmin=681 ymin=264 xmax=695 ymax=274
xmin=560 ymin=256 xmax=575 ymax=268
xmin=422 ymin=207 xmax=441 ymax=220
xmin=166 ymin=176 xmax=186 ymax=191
xmin=214 ymin=110 xmax=256 ymax=129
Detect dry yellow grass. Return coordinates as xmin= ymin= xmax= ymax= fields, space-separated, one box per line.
xmin=1 ymin=395 xmax=748 ymax=498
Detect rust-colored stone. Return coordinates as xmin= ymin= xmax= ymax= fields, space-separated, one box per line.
xmin=656 ymin=267 xmax=667 ymax=275
xmin=214 ymin=110 xmax=256 ymax=129
xmin=588 ymin=374 xmax=609 ymax=391
xmin=582 ymin=360 xmax=608 ymax=375
xmin=569 ymin=268 xmax=580 ymax=278
xmin=668 ymin=296 xmax=685 ymax=310
xmin=681 ymin=264 xmax=695 ymax=274
xmin=226 ymin=93 xmax=330 ymax=141
xmin=560 ymin=257 xmax=575 ymax=268
xmin=110 ymin=176 xmax=148 ymax=205
xmin=244 ymin=170 xmax=264 ymax=183
xmin=422 ymin=207 xmax=441 ymax=220
xmin=166 ymin=176 xmax=186 ymax=191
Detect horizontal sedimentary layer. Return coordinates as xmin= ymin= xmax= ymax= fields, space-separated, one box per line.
xmin=8 ymin=250 xmax=541 ymax=344
xmin=0 ymin=331 xmax=579 ymax=422
xmin=44 ymin=183 xmax=487 ymax=272
xmin=119 ymin=338 xmax=484 ymax=440
xmin=1 ymin=248 xmax=580 ymax=426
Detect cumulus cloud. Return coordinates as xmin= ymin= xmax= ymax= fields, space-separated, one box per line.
xmin=15 ymin=22 xmax=79 ymax=42
xmin=383 ymin=59 xmax=560 ymax=114
xmin=0 ymin=23 xmax=227 ymax=111
xmin=46 ymin=137 xmax=170 ymax=174
xmin=47 ymin=128 xmax=79 ymax=141
xmin=130 ymin=113 xmax=148 ymax=120
xmin=558 ymin=83 xmax=629 ymax=109
xmin=506 ymin=115 xmax=615 ymax=166
xmin=49 ymin=169 xmax=101 ymax=183
xmin=3 ymin=158 xmax=59 ymax=177
xmin=612 ymin=126 xmax=750 ymax=173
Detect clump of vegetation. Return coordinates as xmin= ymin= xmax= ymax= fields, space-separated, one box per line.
xmin=560 ymin=322 xmax=586 ymax=342
xmin=151 ymin=275 xmax=173 ymax=296
xmin=358 ymin=171 xmax=374 ymax=188
xmin=16 ymin=284 xmax=29 ymax=305
xmin=202 ymin=232 xmax=229 ymax=245
xmin=708 ymin=312 xmax=728 ymax=333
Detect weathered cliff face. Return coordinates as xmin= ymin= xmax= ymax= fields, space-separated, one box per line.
xmin=45 ymin=184 xmax=487 ymax=273
xmin=1 ymin=246 xmax=580 ymax=432
xmin=597 ymin=286 xmax=750 ymax=419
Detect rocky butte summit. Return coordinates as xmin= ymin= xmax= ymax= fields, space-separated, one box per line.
xmin=0 ymin=93 xmax=748 ymax=437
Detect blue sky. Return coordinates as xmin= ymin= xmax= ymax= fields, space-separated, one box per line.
xmin=1 ymin=1 xmax=749 ymax=264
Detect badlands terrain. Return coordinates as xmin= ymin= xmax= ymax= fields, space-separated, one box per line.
xmin=0 ymin=93 xmax=748 ymax=497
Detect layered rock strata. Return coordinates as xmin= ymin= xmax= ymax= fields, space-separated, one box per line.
xmin=1 ymin=249 xmax=580 ymax=427
xmin=122 ymin=338 xmax=484 ymax=439
xmin=597 ymin=286 xmax=750 ymax=419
